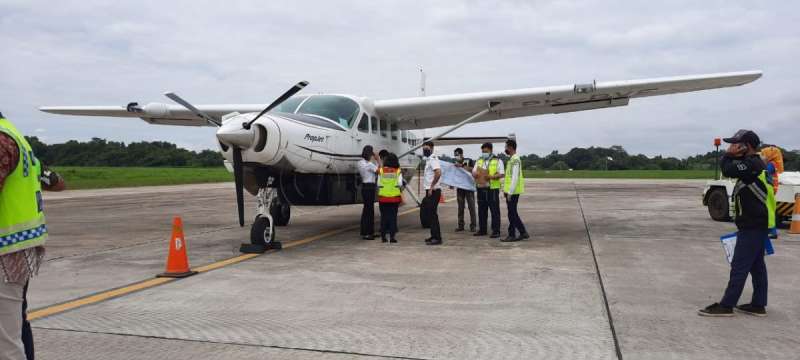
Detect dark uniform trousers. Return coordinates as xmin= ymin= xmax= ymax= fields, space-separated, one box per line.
xmin=360 ymin=183 xmax=376 ymax=236
xmin=379 ymin=202 xmax=399 ymax=238
xmin=477 ymin=187 xmax=501 ymax=234
xmin=456 ymin=188 xmax=476 ymax=230
xmin=506 ymin=194 xmax=526 ymax=237
xmin=423 ymin=189 xmax=442 ymax=240
xmin=720 ymin=228 xmax=768 ymax=308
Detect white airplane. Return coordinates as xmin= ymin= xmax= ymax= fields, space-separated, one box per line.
xmin=40 ymin=70 xmax=761 ymax=252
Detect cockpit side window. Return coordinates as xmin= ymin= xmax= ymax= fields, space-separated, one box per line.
xmin=357 ymin=114 xmax=369 ymax=133
xmin=370 ymin=116 xmax=378 ymax=134
xmin=297 ymin=95 xmax=360 ymax=128
xmin=380 ymin=118 xmax=388 ymax=137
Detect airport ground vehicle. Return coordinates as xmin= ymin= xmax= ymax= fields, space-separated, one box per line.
xmin=703 ymin=171 xmax=800 ymax=223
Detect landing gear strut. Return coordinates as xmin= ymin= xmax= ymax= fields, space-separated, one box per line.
xmin=239 ymin=180 xmax=284 ymax=253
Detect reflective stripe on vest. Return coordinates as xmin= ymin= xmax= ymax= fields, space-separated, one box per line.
xmin=0 ymin=118 xmax=47 ymax=256
xmin=378 ymin=167 xmax=402 ymax=198
xmin=503 ymin=154 xmax=525 ymax=195
xmin=477 ymin=157 xmax=501 ymax=189
xmin=732 ymin=170 xmax=776 ymax=229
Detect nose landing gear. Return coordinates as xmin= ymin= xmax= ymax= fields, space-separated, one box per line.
xmin=239 ymin=183 xmax=287 ymax=253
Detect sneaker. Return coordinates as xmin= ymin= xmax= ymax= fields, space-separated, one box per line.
xmin=426 ymin=238 xmax=442 ymax=245
xmin=454 ymin=227 xmax=465 ymax=232
xmin=735 ymin=303 xmax=767 ymax=317
xmin=502 ymin=235 xmax=519 ymax=242
xmin=473 ymin=232 xmax=487 ymax=237
xmin=698 ymin=303 xmax=734 ymax=317
xmin=490 ymin=232 xmax=501 ymax=238
xmin=517 ymin=233 xmax=530 ymax=241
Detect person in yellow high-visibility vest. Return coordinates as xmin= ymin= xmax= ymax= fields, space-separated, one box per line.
xmin=502 ymin=139 xmax=529 ymax=242
xmin=0 ymin=111 xmax=65 ymax=359
xmin=377 ymin=153 xmax=404 ymax=243
xmin=472 ymin=143 xmax=504 ymax=238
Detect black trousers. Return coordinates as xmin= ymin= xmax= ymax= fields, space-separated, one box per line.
xmin=456 ymin=189 xmax=476 ymax=230
xmin=720 ymin=228 xmax=768 ymax=308
xmin=506 ymin=194 xmax=527 ymax=236
xmin=379 ymin=202 xmax=399 ymax=238
xmin=423 ymin=189 xmax=442 ymax=240
xmin=477 ymin=188 xmax=501 ymax=234
xmin=360 ymin=183 xmax=376 ymax=236
xmin=22 ymin=281 xmax=33 ymax=360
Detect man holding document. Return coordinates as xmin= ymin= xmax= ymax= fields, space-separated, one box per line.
xmin=699 ymin=130 xmax=774 ymax=317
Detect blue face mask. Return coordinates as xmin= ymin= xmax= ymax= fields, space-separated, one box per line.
xmin=481 ymin=153 xmax=491 ymax=159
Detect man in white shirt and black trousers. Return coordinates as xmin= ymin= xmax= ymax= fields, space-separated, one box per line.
xmin=358 ymin=145 xmax=380 ymax=240
xmin=421 ymin=141 xmax=443 ymax=245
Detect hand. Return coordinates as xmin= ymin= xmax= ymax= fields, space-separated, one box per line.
xmin=726 ymin=143 xmax=746 ymax=156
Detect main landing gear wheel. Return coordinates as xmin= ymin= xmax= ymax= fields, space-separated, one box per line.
xmin=707 ymin=188 xmax=731 ymax=222
xmin=270 ymin=201 xmax=291 ymax=226
xmin=239 ymin=215 xmax=282 ymax=253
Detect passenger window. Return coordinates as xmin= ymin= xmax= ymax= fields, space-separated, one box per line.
xmin=401 ymin=130 xmax=408 ymax=143
xmin=391 ymin=123 xmax=399 ymax=140
xmin=358 ymin=114 xmax=369 ymax=133
xmin=370 ymin=116 xmax=378 ymax=134
xmin=380 ymin=118 xmax=388 ymax=137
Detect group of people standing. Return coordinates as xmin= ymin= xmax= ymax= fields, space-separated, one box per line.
xmin=358 ymin=139 xmax=528 ymax=246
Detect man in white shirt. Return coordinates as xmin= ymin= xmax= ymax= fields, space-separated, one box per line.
xmin=422 ymin=141 xmax=443 ymax=245
xmin=501 ymin=139 xmax=529 ymax=242
xmin=358 ymin=145 xmax=380 ymax=239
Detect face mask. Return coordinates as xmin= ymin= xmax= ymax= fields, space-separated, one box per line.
xmin=481 ymin=153 xmax=490 ymax=159
xmin=504 ymin=149 xmax=511 ymax=155
xmin=455 ymin=155 xmax=463 ymax=161
xmin=423 ymin=149 xmax=432 ymax=157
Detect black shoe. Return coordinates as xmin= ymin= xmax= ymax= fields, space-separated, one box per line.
xmin=424 ymin=237 xmax=433 ymax=244
xmin=698 ymin=303 xmax=734 ymax=317
xmin=454 ymin=227 xmax=465 ymax=232
xmin=735 ymin=303 xmax=767 ymax=317
xmin=517 ymin=233 xmax=530 ymax=241
xmin=381 ymin=237 xmax=388 ymax=243
xmin=473 ymin=232 xmax=487 ymax=237
xmin=490 ymin=232 xmax=501 ymax=238
xmin=426 ymin=238 xmax=442 ymax=245
xmin=469 ymin=225 xmax=476 ymax=232
xmin=502 ymin=235 xmax=519 ymax=242
xmin=389 ymin=238 xmax=397 ymax=243
xmin=362 ymin=235 xmax=374 ymax=240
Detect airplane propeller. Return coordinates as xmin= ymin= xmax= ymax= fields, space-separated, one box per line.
xmin=165 ymin=81 xmax=309 ymax=227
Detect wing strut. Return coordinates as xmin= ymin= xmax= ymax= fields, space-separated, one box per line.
xmin=399 ymin=101 xmax=500 ymax=158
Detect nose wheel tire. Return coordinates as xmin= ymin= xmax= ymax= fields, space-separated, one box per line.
xmin=240 ymin=215 xmax=282 ymax=253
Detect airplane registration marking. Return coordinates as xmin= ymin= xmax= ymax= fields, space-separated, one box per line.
xmin=26 ymin=200 xmax=450 ymax=321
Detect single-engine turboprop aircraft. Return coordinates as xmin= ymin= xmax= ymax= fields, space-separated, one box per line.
xmin=40 ymin=70 xmax=761 ymax=252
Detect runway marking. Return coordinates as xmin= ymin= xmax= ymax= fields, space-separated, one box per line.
xmin=27 ymin=201 xmax=443 ymax=321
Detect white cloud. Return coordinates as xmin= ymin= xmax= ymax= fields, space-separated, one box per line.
xmin=1 ymin=0 xmax=798 ymax=157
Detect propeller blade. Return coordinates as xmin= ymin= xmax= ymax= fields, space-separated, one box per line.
xmin=164 ymin=92 xmax=221 ymax=127
xmin=244 ymin=81 xmax=309 ymax=129
xmin=232 ymin=148 xmax=245 ymax=227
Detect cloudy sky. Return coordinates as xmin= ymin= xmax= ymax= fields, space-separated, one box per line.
xmin=1 ymin=0 xmax=798 ymax=157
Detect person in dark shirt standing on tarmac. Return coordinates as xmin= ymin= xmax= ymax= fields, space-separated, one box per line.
xmin=699 ymin=129 xmax=774 ymax=317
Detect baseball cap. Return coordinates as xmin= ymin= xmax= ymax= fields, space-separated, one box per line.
xmin=723 ymin=129 xmax=760 ymax=148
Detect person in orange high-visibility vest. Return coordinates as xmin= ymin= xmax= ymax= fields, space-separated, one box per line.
xmin=377 ymin=153 xmax=404 ymax=243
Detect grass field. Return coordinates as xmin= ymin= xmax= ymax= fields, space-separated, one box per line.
xmin=54 ymin=167 xmax=232 ymax=190
xmin=523 ymin=169 xmax=716 ymax=179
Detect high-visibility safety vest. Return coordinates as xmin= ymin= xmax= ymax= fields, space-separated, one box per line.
xmin=503 ymin=154 xmax=525 ymax=195
xmin=733 ymin=170 xmax=776 ymax=229
xmin=378 ymin=167 xmax=402 ymax=203
xmin=476 ymin=157 xmax=501 ymax=189
xmin=0 ymin=117 xmax=47 ymax=256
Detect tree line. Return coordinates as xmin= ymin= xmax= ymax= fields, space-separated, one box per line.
xmin=25 ymin=137 xmax=224 ymax=167
xmin=24 ymin=137 xmax=800 ymax=171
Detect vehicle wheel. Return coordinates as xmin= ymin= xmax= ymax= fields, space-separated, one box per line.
xmin=250 ymin=215 xmax=275 ymax=245
xmin=270 ymin=201 xmax=290 ymax=226
xmin=707 ymin=188 xmax=731 ymax=222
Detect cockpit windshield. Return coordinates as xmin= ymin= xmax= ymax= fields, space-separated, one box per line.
xmin=296 ymin=95 xmax=360 ymax=128
xmin=271 ymin=95 xmax=307 ymax=113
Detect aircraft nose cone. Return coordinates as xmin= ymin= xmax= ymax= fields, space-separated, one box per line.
xmin=216 ymin=122 xmax=255 ymax=149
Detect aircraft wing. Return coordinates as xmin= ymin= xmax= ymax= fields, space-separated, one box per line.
xmin=374 ymin=71 xmax=762 ymax=130
xmin=39 ymin=103 xmax=266 ymax=127
xmin=425 ymin=135 xmax=512 ymax=147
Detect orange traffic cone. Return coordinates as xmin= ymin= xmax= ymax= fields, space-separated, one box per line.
xmin=789 ymin=194 xmax=800 ymax=234
xmin=157 ymin=216 xmax=198 ymax=278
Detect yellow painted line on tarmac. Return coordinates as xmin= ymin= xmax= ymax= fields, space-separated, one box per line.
xmin=26 ymin=200 xmax=453 ymax=321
